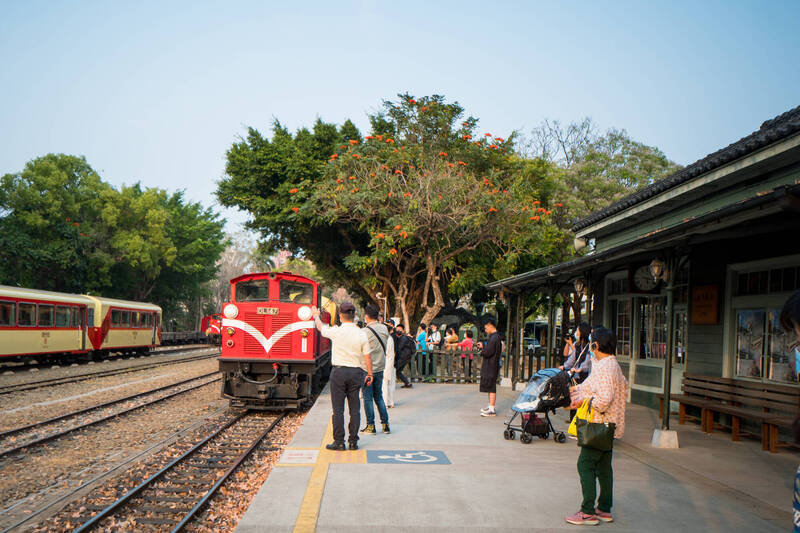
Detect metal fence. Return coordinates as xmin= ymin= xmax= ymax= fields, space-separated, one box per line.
xmin=403 ymin=347 xmax=563 ymax=385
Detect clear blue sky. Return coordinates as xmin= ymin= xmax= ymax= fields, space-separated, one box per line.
xmin=1 ymin=1 xmax=798 ymax=232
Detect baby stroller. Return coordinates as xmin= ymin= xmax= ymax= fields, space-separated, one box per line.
xmin=503 ymin=368 xmax=571 ymax=444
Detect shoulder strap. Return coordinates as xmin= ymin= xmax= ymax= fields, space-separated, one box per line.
xmin=575 ymin=343 xmax=589 ymax=366
xmin=365 ymin=325 xmax=386 ymax=354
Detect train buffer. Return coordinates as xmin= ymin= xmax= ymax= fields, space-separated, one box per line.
xmin=234 ymin=383 xmax=792 ymax=532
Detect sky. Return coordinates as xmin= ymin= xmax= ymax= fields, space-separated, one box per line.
xmin=1 ymin=0 xmax=798 ymax=233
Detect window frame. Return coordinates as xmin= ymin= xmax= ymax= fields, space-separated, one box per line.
xmin=0 ymin=300 xmax=15 ymax=327
xmin=38 ymin=304 xmax=55 ymax=327
xmin=278 ymin=280 xmax=314 ymax=304
xmin=55 ymin=305 xmax=71 ymax=328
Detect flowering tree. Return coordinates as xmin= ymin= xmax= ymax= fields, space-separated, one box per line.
xmin=290 ymin=95 xmax=561 ymax=327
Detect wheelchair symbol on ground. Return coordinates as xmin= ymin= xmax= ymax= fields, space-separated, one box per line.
xmin=366 ymin=450 xmax=450 ymax=464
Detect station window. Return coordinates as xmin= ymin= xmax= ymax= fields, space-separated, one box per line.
xmin=0 ymin=301 xmax=14 ymax=326
xmin=18 ymin=303 xmax=36 ymax=326
xmin=38 ymin=304 xmax=55 ymax=327
xmin=235 ymin=280 xmax=270 ymax=302
xmin=279 ymin=280 xmax=313 ymax=304
xmin=735 ymin=308 xmax=797 ymax=384
xmin=609 ymin=299 xmax=632 ymax=357
xmin=55 ymin=306 xmax=71 ymax=327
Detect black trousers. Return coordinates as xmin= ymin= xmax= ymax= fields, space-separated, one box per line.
xmin=395 ymin=356 xmax=412 ymax=386
xmin=330 ymin=366 xmax=365 ymax=444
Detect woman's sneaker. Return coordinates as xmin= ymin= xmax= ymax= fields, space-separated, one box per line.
xmin=480 ymin=407 xmax=496 ymax=417
xmin=564 ymin=511 xmax=599 ymax=525
xmin=594 ymin=508 xmax=613 ymax=522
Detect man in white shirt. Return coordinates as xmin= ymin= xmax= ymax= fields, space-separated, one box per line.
xmin=312 ymin=302 xmax=373 ymax=451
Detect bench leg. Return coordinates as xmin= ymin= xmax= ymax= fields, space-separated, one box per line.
xmin=678 ymin=403 xmax=686 ymax=425
xmin=659 ymin=397 xmax=663 ymax=419
xmin=706 ymin=410 xmax=714 ymax=434
xmin=769 ymin=425 xmax=778 ymax=453
xmin=732 ymin=416 xmax=740 ymax=441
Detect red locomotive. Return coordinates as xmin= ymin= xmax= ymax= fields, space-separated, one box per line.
xmin=218 ymin=272 xmax=334 ymax=409
xmin=201 ymin=313 xmax=222 ymax=345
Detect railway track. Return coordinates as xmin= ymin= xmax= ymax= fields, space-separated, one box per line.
xmin=0 ymin=348 xmax=220 ymax=396
xmin=0 ymin=372 xmax=222 ymax=460
xmin=0 ymin=344 xmax=212 ymax=373
xmin=73 ymin=412 xmax=285 ymax=532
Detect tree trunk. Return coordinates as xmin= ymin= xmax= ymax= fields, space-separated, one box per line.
xmin=419 ymin=254 xmax=445 ymax=327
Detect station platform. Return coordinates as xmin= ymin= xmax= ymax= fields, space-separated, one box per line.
xmin=236 ymin=382 xmax=793 ymax=532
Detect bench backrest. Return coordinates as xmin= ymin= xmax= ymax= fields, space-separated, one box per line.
xmin=682 ymin=373 xmax=800 ymax=415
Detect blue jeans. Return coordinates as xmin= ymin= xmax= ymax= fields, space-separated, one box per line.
xmin=363 ymin=370 xmax=389 ymax=425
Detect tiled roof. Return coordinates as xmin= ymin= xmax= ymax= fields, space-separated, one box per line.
xmin=572 ymin=104 xmax=800 ymax=232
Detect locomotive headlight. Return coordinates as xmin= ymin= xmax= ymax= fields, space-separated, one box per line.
xmin=223 ymin=304 xmax=239 ymax=319
xmin=297 ymin=306 xmax=312 ymax=321
xmin=226 ymin=327 xmax=235 ymax=336
xmin=301 ymin=329 xmax=309 ymax=338
xmin=226 ymin=339 xmax=234 ymax=347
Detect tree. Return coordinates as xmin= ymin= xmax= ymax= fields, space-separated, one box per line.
xmin=0 ymin=154 xmax=111 ymax=292
xmin=0 ymin=154 xmax=226 ymax=329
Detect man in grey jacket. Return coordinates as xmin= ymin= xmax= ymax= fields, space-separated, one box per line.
xmin=361 ymin=304 xmax=391 ymax=434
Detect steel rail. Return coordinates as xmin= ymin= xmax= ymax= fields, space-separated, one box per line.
xmin=170 ymin=413 xmax=286 ymax=532
xmin=0 ymin=370 xmax=221 ymax=440
xmin=0 ymin=405 xmax=232 ymax=533
xmin=0 ymin=374 xmax=221 ymax=460
xmin=0 ymin=349 xmax=219 ymax=396
xmin=72 ymin=413 xmax=248 ymax=532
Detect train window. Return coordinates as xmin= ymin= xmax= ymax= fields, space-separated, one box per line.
xmin=121 ymin=310 xmax=131 ymax=327
xmin=88 ymin=308 xmax=95 ymax=327
xmin=236 ymin=280 xmax=270 ymax=302
xmin=38 ymin=305 xmax=55 ymax=327
xmin=55 ymin=306 xmax=71 ymax=327
xmin=279 ymin=280 xmax=313 ymax=304
xmin=71 ymin=307 xmax=81 ymax=328
xmin=0 ymin=301 xmax=14 ymax=326
xmin=18 ymin=303 xmax=36 ymax=326
xmin=132 ymin=312 xmax=140 ymax=328
xmin=111 ymin=309 xmax=122 ymax=326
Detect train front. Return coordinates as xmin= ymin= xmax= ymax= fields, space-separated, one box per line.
xmin=218 ymin=273 xmax=331 ymax=409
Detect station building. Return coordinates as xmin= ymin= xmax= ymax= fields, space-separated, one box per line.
xmin=487 ymin=105 xmax=800 ymax=409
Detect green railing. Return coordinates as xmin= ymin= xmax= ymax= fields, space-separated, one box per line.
xmin=405 ymin=347 xmax=560 ymax=385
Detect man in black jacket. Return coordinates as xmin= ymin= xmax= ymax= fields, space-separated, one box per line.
xmin=392 ymin=323 xmax=415 ymax=388
xmin=477 ymin=317 xmax=502 ymax=416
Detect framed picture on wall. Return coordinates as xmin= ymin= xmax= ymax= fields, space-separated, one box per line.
xmin=691 ymin=285 xmax=719 ymax=325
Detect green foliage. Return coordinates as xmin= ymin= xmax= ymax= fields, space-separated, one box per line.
xmin=0 ymin=154 xmax=226 ymax=324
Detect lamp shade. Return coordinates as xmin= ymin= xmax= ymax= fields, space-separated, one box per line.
xmin=649 ymin=258 xmax=665 ymax=281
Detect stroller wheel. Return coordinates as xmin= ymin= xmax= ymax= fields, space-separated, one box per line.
xmin=520 ymin=432 xmax=533 ymax=444
xmin=542 ymin=432 xmax=549 ymax=440
xmin=503 ymin=429 xmax=512 ymax=440
xmin=555 ymin=432 xmax=567 ymax=444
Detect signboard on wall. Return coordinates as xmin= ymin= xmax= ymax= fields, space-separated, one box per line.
xmin=691 ymin=285 xmax=719 ymax=325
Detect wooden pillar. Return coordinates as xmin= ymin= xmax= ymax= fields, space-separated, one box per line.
xmin=545 ymin=287 xmax=556 ymax=368
xmin=504 ymin=292 xmax=513 ymax=379
xmin=513 ymin=290 xmax=524 ymax=385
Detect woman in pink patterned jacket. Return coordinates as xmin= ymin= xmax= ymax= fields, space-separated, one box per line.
xmin=565 ymin=327 xmax=628 ymax=526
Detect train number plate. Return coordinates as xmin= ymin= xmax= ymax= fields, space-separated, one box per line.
xmin=257 ymin=307 xmax=279 ymax=315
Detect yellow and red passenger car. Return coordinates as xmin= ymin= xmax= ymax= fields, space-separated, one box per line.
xmin=0 ymin=285 xmax=162 ymax=360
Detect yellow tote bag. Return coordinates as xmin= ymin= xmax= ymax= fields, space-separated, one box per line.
xmin=567 ymin=398 xmax=594 ymax=437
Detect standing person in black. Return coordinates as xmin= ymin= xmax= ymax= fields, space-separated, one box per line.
xmin=312 ymin=302 xmax=373 ymax=451
xmin=392 ymin=323 xmax=415 ymax=388
xmin=477 ymin=317 xmax=502 ymax=417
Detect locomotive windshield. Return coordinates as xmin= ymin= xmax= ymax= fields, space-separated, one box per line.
xmin=235 ymin=280 xmax=270 ymax=302
xmin=279 ymin=280 xmax=313 ymax=304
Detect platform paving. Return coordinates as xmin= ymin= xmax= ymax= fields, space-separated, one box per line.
xmin=236 ymin=382 xmax=795 ymax=532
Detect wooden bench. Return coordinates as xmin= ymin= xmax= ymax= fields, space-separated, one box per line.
xmin=658 ymin=373 xmax=800 ymax=453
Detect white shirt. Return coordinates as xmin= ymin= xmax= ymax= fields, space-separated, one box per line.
xmin=320 ymin=322 xmax=371 ymax=369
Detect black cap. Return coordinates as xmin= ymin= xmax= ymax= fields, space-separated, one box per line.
xmin=339 ymin=302 xmax=355 ymax=313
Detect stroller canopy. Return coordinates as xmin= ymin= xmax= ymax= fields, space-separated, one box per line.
xmin=512 ymin=368 xmax=571 ymax=413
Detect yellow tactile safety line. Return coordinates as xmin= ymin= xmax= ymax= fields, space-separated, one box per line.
xmin=291 ymin=419 xmax=366 ymax=533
